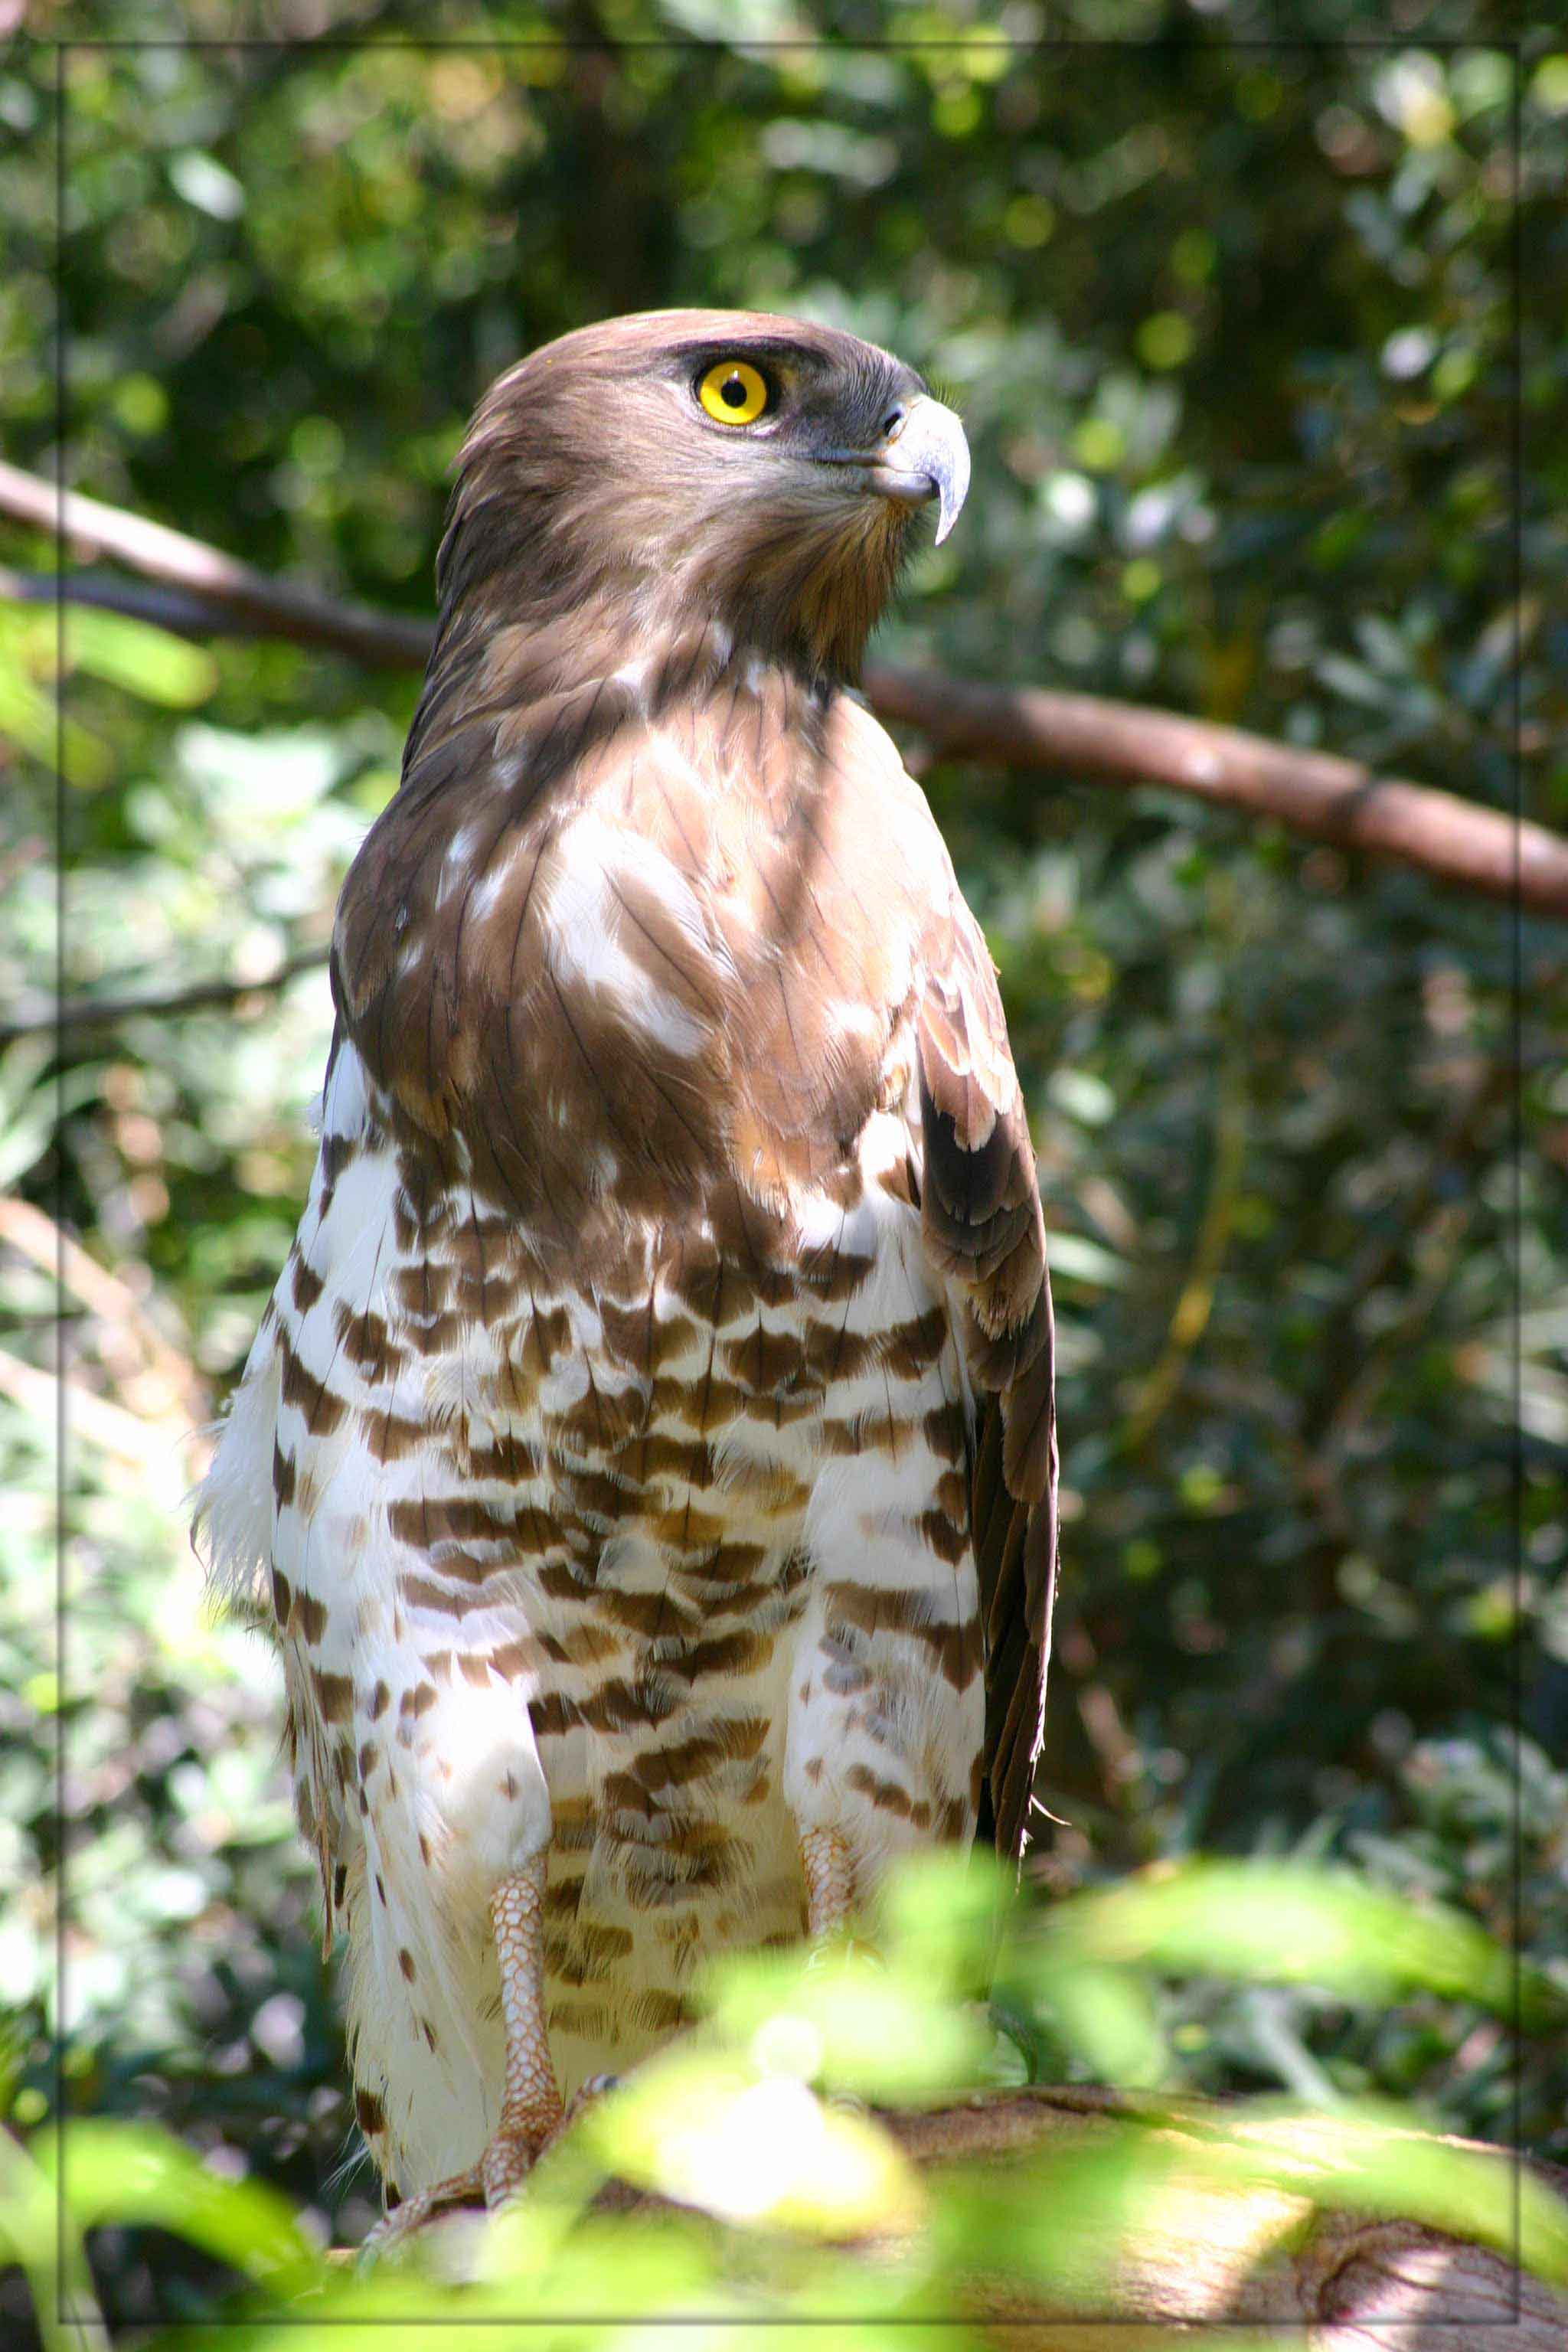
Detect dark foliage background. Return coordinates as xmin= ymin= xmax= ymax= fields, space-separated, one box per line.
xmin=2 ymin=0 xmax=1565 ymax=2288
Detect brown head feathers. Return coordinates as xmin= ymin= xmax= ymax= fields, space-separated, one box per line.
xmin=432 ymin=309 xmax=959 ymax=687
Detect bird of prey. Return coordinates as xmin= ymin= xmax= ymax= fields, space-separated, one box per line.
xmin=197 ymin=309 xmax=1057 ymax=2236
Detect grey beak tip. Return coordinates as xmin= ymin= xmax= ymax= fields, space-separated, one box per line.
xmin=909 ymin=397 xmax=969 ymax=547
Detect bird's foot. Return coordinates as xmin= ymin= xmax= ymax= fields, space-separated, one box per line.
xmin=361 ymin=2078 xmax=619 ymax=2259
xmin=483 ymin=2074 xmax=616 ymax=2193
xmin=360 ymin=2157 xmax=488 ymax=2257
xmin=360 ymin=2132 xmax=537 ymax=2259
xmin=471 ymin=2074 xmax=619 ymax=2209
xmin=804 ymin=1929 xmax=880 ymax=1971
xmin=361 ymin=2115 xmax=553 ymax=2259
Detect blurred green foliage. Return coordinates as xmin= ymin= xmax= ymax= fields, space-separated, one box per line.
xmin=5 ymin=1855 xmax=1567 ymax=2343
xmin=2 ymin=0 xmax=1566 ymax=2333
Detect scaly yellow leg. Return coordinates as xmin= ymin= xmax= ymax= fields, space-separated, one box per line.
xmin=363 ymin=1853 xmax=562 ymax=2252
xmin=800 ymin=1825 xmax=857 ymax=1940
xmin=482 ymin=1849 xmax=564 ymax=2203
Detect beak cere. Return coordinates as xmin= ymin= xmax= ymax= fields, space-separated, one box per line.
xmin=877 ymin=395 xmax=971 ymax=545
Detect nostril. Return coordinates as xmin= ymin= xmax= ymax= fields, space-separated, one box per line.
xmin=881 ymin=404 xmax=906 ymax=440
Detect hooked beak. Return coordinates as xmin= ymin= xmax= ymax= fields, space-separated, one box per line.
xmin=823 ymin=394 xmax=971 ymax=545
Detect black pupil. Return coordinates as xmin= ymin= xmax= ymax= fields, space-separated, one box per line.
xmin=720 ymin=373 xmax=749 ymax=407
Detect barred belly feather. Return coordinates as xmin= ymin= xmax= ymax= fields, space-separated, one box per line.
xmin=201 ymin=1034 xmax=986 ymax=2194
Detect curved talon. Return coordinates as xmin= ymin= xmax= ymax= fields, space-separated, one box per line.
xmin=803 ymin=1929 xmax=880 ymax=1974
xmin=360 ymin=2161 xmax=486 ymax=2259
xmin=360 ymin=2097 xmax=571 ymax=2259
xmin=827 ymin=2086 xmax=871 ymax=2118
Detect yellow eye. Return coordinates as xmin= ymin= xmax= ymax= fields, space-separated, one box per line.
xmin=697 ymin=359 xmax=770 ymax=426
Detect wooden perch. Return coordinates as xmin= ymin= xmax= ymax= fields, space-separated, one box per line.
xmin=878 ymin=2089 xmax=1568 ymax=2348
xmin=2 ymin=457 xmax=1563 ymax=919
xmin=400 ymin=2089 xmax=1555 ymax=2350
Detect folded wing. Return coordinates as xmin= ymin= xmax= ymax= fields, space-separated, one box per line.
xmin=916 ymin=893 xmax=1058 ymax=1864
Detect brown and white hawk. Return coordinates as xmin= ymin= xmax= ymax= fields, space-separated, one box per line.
xmin=198 ymin=310 xmax=1057 ymax=2234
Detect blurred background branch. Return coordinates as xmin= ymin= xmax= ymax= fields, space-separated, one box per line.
xmin=0 ymin=459 xmax=431 ymax=668
xmin=0 ymin=944 xmax=329 ymax=1046
xmin=867 ymin=661 xmax=1563 ymax=916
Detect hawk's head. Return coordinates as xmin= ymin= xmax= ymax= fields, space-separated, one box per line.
xmin=439 ymin=309 xmax=969 ymax=681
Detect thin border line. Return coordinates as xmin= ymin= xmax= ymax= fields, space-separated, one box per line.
xmin=30 ymin=34 xmax=1521 ymax=49
xmin=41 ymin=26 xmax=1531 ymax=2334
xmin=1507 ymin=35 xmax=1526 ymax=2326
xmin=53 ymin=34 xmax=70 ymax=2342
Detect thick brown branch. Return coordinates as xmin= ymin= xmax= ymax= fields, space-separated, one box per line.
xmin=0 ymin=566 xmax=243 ymax=642
xmin=3 ymin=460 xmax=1560 ymax=917
xmin=883 ymin=2090 xmax=1568 ymax=2347
xmin=400 ymin=2086 xmax=1568 ymax=2349
xmin=865 ymin=663 xmax=1563 ymax=920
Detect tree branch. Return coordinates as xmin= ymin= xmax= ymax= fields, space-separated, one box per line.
xmin=0 ymin=459 xmax=430 ymax=669
xmin=0 ymin=947 xmax=329 ymax=1048
xmin=0 ymin=565 xmax=246 ymax=642
xmin=402 ymin=2085 xmax=1568 ymax=2347
xmin=864 ymin=663 xmax=1562 ymax=920
xmin=4 ymin=459 xmax=1561 ymax=918
xmin=874 ymin=2089 xmax=1568 ymax=2347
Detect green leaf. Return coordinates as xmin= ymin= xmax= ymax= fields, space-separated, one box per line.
xmin=1028 ymin=1963 xmax=1170 ymax=2088
xmin=1045 ymin=1232 xmax=1130 ymax=1289
xmin=1014 ymin=1862 xmax=1558 ymax=2027
xmin=62 ymin=608 xmax=220 ymax=707
xmin=0 ymin=612 xmax=113 ymax=783
xmin=33 ymin=2122 xmax=322 ymax=2300
xmin=701 ymin=1944 xmax=993 ymax=2105
xmin=0 ymin=2132 xmax=109 ymax=2352
xmin=585 ymin=2050 xmax=924 ymax=2239
xmin=874 ymin=1845 xmax=1008 ymax=1998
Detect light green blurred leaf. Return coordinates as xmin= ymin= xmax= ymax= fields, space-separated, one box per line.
xmin=586 ymin=2050 xmax=925 ymax=2238
xmin=1045 ymin=1233 xmax=1130 ymax=1288
xmin=1014 ymin=1862 xmax=1557 ymax=2028
xmin=0 ymin=2133 xmax=108 ymax=2352
xmin=701 ymin=1942 xmax=993 ymax=2105
xmin=1029 ymin=1962 xmax=1170 ymax=2088
xmin=34 ymin=2121 xmax=322 ymax=2298
xmin=0 ymin=609 xmax=113 ymax=783
xmin=874 ymin=1845 xmax=1008 ymax=1998
xmin=61 ymin=607 xmax=220 ymax=707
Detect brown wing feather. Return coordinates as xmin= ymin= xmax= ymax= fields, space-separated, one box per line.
xmin=917 ymin=901 xmax=1058 ymax=1865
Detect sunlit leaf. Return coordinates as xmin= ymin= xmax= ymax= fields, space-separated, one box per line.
xmin=1027 ymin=1963 xmax=1170 ymax=2088
xmin=584 ymin=2051 xmax=925 ymax=2240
